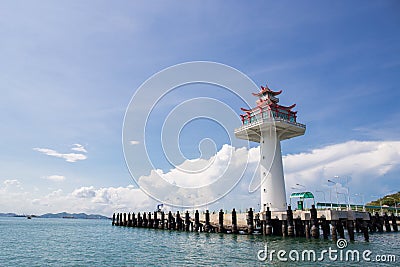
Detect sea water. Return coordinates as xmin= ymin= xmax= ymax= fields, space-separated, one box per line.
xmin=0 ymin=217 xmax=398 ymax=266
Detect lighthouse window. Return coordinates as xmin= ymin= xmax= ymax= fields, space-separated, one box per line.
xmin=264 ymin=189 xmax=266 ymax=192
xmin=263 ymin=156 xmax=265 ymax=159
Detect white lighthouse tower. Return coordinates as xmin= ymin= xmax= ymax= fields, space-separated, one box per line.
xmin=235 ymin=84 xmax=306 ymax=211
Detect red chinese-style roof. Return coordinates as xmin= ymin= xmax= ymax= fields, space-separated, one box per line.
xmin=274 ymin=103 xmax=296 ymax=110
xmin=240 ymin=84 xmax=298 ymax=117
xmin=252 ymin=85 xmax=282 ymax=97
xmin=240 ymin=107 xmax=252 ymax=112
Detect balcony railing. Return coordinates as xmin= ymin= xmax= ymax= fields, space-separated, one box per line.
xmin=241 ymin=107 xmax=305 ymax=128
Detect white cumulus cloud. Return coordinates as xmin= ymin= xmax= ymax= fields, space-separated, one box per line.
xmin=137 ymin=140 xmax=400 ymax=209
xmin=42 ymin=175 xmax=65 ymax=182
xmin=33 ymin=147 xmax=87 ymax=162
xmin=283 ymin=140 xmax=400 ymax=188
xmin=71 ymin=144 xmax=88 ymax=153
xmin=3 ymin=179 xmax=21 ymax=187
xmin=72 ymin=186 xmax=97 ymax=198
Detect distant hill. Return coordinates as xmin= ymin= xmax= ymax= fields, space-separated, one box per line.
xmin=39 ymin=212 xmax=109 ymax=219
xmin=0 ymin=213 xmax=20 ymax=217
xmin=0 ymin=212 xmax=109 ymax=219
xmin=368 ymin=192 xmax=400 ymax=206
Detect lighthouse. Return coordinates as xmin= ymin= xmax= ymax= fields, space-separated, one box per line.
xmin=235 ymin=84 xmax=306 ymax=211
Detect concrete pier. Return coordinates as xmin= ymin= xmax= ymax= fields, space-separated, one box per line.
xmin=112 ymin=206 xmax=399 ymax=242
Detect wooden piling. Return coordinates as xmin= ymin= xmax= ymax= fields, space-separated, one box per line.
xmin=282 ymin=221 xmax=288 ymax=237
xmin=368 ymin=212 xmax=376 ymax=232
xmin=153 ymin=211 xmax=158 ymax=228
xmin=148 ymin=212 xmax=152 ymax=228
xmin=321 ymin=218 xmax=329 ymax=239
xmin=331 ymin=221 xmax=338 ymax=241
xmin=231 ymin=208 xmax=238 ymax=234
xmin=287 ymin=205 xmax=294 ymax=237
xmin=337 ymin=220 xmax=345 ymax=239
xmin=305 ymin=221 xmax=310 ymax=239
xmin=265 ymin=207 xmax=272 ymax=236
xmin=254 ymin=213 xmax=261 ymax=233
xmin=362 ymin=220 xmax=369 ymax=242
xmin=218 ymin=209 xmax=224 ymax=233
xmin=355 ymin=218 xmax=361 ymax=233
xmin=132 ymin=212 xmax=137 ymax=227
xmin=375 ymin=212 xmax=383 ymax=232
xmin=294 ymin=218 xmax=303 ymax=237
xmin=176 ymin=211 xmax=182 ymax=231
xmin=203 ymin=210 xmax=210 ymax=232
xmin=246 ymin=208 xmax=254 ymax=234
xmin=167 ymin=211 xmax=173 ymax=230
xmin=143 ymin=212 xmax=148 ymax=228
xmin=160 ymin=212 xmax=165 ymax=229
xmin=391 ymin=213 xmax=398 ymax=232
xmin=273 ymin=220 xmax=282 ymax=236
xmin=347 ymin=220 xmax=355 ymax=241
xmin=194 ymin=210 xmax=200 ymax=232
xmin=127 ymin=212 xmax=132 ymax=227
xmin=383 ymin=213 xmax=391 ymax=232
xmin=310 ymin=205 xmax=319 ymax=239
xmin=137 ymin=212 xmax=142 ymax=227
xmin=184 ymin=211 xmax=190 ymax=231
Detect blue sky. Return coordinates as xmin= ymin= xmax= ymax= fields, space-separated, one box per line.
xmin=0 ymin=1 xmax=399 ymax=215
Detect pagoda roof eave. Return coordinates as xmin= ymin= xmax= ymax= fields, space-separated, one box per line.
xmin=272 ymin=103 xmax=296 ymax=110
xmin=240 ymin=107 xmax=253 ymax=113
xmin=252 ymin=85 xmax=282 ymax=97
xmin=241 ymin=103 xmax=298 ymax=114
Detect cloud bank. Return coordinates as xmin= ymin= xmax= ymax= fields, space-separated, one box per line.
xmin=3 ymin=140 xmax=400 ymax=215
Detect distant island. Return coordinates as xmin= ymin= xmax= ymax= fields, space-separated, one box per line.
xmin=0 ymin=212 xmax=109 ymax=220
xmin=368 ymin=191 xmax=400 ymax=207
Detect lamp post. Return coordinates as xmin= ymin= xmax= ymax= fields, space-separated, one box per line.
xmin=352 ymin=195 xmax=357 ymax=211
xmin=337 ymin=192 xmax=347 ymax=210
xmin=398 ymin=203 xmax=400 ymax=217
xmin=328 ymin=179 xmax=338 ymax=210
xmin=354 ymin=193 xmax=365 ymax=211
xmin=386 ymin=197 xmax=397 ymax=217
xmin=290 ymin=186 xmax=301 ymax=207
xmin=372 ymin=195 xmax=383 ymax=215
xmin=334 ymin=175 xmax=351 ymax=210
xmin=315 ymin=190 xmax=326 ymax=209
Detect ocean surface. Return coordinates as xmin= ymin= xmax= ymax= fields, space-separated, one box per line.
xmin=0 ymin=217 xmax=398 ymax=266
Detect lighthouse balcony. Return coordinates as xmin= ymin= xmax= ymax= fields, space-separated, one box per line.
xmin=241 ymin=108 xmax=305 ymax=128
xmin=235 ymin=109 xmax=306 ymax=142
